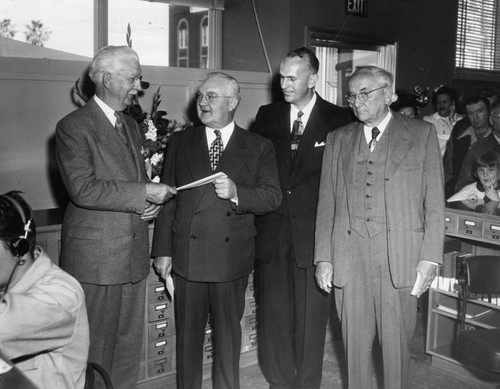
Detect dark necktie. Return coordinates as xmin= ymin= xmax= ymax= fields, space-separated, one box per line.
xmin=114 ymin=112 xmax=130 ymax=147
xmin=368 ymin=127 xmax=380 ymax=151
xmin=291 ymin=110 xmax=304 ymax=159
xmin=209 ymin=130 xmax=224 ymax=170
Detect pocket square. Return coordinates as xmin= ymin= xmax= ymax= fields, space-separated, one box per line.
xmin=314 ymin=141 xmax=325 ymax=147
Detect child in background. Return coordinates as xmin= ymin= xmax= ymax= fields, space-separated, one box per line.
xmin=447 ymin=150 xmax=500 ymax=203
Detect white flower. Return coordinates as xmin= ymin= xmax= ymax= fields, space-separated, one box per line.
xmin=145 ymin=119 xmax=157 ymax=141
xmin=150 ymin=153 xmax=162 ymax=166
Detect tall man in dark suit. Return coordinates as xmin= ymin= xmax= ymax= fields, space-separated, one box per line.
xmin=151 ymin=72 xmax=281 ymax=389
xmin=252 ymin=47 xmax=353 ymax=389
xmin=55 ymin=46 xmax=176 ymax=388
xmin=315 ymin=66 xmax=445 ymax=389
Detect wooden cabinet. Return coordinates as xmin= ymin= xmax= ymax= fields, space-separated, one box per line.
xmin=36 ymin=221 xmax=258 ymax=389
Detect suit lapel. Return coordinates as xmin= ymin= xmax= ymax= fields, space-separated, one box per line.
xmin=216 ymin=126 xmax=246 ymax=175
xmin=385 ymin=114 xmax=412 ymax=179
xmin=87 ymin=100 xmax=140 ymax=180
xmin=184 ymin=128 xmax=217 ymax=212
xmin=194 ymin=126 xmax=247 ymax=213
xmin=274 ymin=104 xmax=293 ymax=172
xmin=342 ymin=122 xmax=364 ymax=204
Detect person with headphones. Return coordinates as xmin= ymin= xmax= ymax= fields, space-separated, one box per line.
xmin=0 ymin=191 xmax=89 ymax=389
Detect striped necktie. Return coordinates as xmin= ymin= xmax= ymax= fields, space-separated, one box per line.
xmin=114 ymin=112 xmax=130 ymax=147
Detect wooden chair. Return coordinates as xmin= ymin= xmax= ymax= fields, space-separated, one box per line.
xmin=454 ymin=255 xmax=500 ymax=388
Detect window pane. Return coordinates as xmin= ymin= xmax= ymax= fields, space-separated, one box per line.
xmin=0 ymin=0 xmax=92 ymax=59
xmin=108 ymin=0 xmax=209 ymax=68
xmin=108 ymin=0 xmax=170 ymax=66
xmin=456 ymin=0 xmax=500 ymax=71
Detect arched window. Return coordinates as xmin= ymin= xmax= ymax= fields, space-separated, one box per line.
xmin=177 ymin=18 xmax=189 ymax=67
xmin=200 ymin=15 xmax=209 ymax=69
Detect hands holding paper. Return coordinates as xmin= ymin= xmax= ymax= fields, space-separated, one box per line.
xmin=411 ymin=260 xmax=440 ymax=298
xmin=154 ymin=256 xmax=172 ymax=280
xmin=213 ymin=176 xmax=238 ymax=201
xmin=153 ymin=256 xmax=174 ymax=301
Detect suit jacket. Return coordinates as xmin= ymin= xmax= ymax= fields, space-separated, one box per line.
xmin=314 ymin=112 xmax=445 ymax=288
xmin=151 ymin=125 xmax=281 ymax=282
xmin=252 ymin=94 xmax=353 ymax=268
xmin=55 ymin=98 xmax=150 ymax=285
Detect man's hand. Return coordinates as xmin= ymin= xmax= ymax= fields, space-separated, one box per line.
xmin=413 ymin=261 xmax=439 ymax=297
xmin=153 ymin=256 xmax=172 ymax=280
xmin=141 ymin=202 xmax=162 ymax=221
xmin=315 ymin=262 xmax=333 ymax=293
xmin=213 ymin=177 xmax=237 ymax=200
xmin=146 ymin=183 xmax=177 ymax=205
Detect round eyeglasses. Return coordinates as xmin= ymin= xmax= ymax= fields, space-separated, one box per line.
xmin=194 ymin=92 xmax=233 ymax=104
xmin=345 ymin=85 xmax=387 ymax=104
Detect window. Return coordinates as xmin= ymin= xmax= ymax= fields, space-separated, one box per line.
xmin=178 ymin=20 xmax=189 ymax=49
xmin=177 ymin=19 xmax=189 ymax=67
xmin=307 ymin=28 xmax=397 ymax=107
xmin=200 ymin=16 xmax=209 ymax=68
xmin=456 ymin=0 xmax=500 ymax=71
xmin=0 ymin=0 xmax=224 ymax=68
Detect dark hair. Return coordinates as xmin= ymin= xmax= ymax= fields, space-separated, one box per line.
xmin=491 ymin=99 xmax=500 ymax=112
xmin=463 ymin=95 xmax=491 ymax=113
xmin=431 ymin=86 xmax=459 ymax=111
xmin=472 ymin=85 xmax=498 ymax=100
xmin=0 ymin=191 xmax=36 ymax=256
xmin=390 ymin=89 xmax=427 ymax=116
xmin=286 ymin=47 xmax=319 ymax=74
xmin=472 ymin=151 xmax=500 ymax=191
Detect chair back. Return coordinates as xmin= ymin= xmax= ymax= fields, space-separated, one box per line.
xmin=465 ymin=255 xmax=500 ymax=295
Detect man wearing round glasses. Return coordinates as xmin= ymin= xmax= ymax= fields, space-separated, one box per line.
xmin=152 ymin=72 xmax=281 ymax=389
xmin=315 ymin=66 xmax=445 ymax=389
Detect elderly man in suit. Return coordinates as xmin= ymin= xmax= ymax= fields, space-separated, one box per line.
xmin=252 ymin=47 xmax=353 ymax=389
xmin=55 ymin=46 xmax=176 ymax=388
xmin=314 ymin=66 xmax=445 ymax=389
xmin=151 ymin=72 xmax=281 ymax=389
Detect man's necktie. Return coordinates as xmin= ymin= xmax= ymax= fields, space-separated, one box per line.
xmin=209 ymin=129 xmax=224 ymax=170
xmin=368 ymin=127 xmax=380 ymax=151
xmin=291 ymin=110 xmax=304 ymax=159
xmin=114 ymin=112 xmax=130 ymax=147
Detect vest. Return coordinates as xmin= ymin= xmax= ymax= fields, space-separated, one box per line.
xmin=351 ymin=128 xmax=389 ymax=239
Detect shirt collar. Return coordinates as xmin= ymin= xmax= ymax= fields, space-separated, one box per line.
xmin=94 ymin=95 xmax=117 ymax=126
xmin=290 ymin=93 xmax=317 ymax=129
xmin=457 ymin=126 xmax=492 ymax=142
xmin=363 ymin=110 xmax=392 ymax=141
xmin=206 ymin=121 xmax=235 ymax=148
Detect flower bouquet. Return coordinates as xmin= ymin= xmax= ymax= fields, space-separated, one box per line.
xmin=127 ymin=87 xmax=192 ymax=182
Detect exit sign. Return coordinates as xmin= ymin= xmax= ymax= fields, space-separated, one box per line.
xmin=346 ymin=0 xmax=367 ymax=17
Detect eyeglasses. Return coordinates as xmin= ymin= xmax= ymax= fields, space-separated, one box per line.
xmin=115 ymin=74 xmax=142 ymax=84
xmin=345 ymin=85 xmax=387 ymax=104
xmin=194 ymin=92 xmax=233 ymax=104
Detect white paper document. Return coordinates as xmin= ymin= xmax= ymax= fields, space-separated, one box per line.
xmin=165 ymin=274 xmax=175 ymax=302
xmin=410 ymin=272 xmax=424 ymax=297
xmin=176 ymin=172 xmax=227 ymax=191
